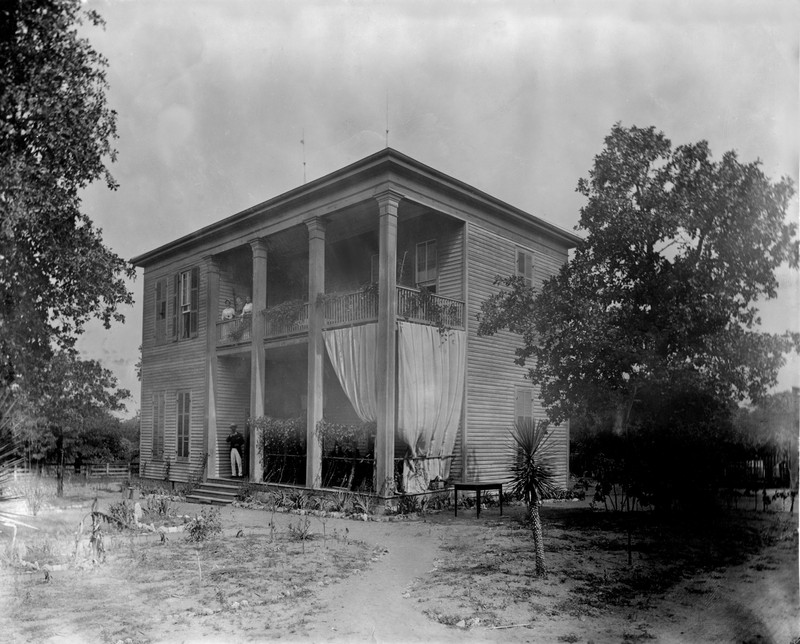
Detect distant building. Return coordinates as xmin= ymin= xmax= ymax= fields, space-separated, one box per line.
xmin=132 ymin=148 xmax=579 ymax=495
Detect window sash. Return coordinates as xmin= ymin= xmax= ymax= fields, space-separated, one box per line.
xmin=515 ymin=386 xmax=534 ymax=425
xmin=174 ymin=267 xmax=199 ymax=340
xmin=416 ymin=240 xmax=437 ymax=285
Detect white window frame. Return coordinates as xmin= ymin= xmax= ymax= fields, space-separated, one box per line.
xmin=416 ymin=239 xmax=438 ymax=288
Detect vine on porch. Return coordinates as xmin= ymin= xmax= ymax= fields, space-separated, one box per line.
xmin=263 ymin=299 xmax=306 ymax=327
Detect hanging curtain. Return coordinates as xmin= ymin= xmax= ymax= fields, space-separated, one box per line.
xmin=397 ymin=322 xmax=466 ymax=494
xmin=323 ymin=321 xmax=466 ymax=495
xmin=323 ymin=324 xmax=378 ymax=423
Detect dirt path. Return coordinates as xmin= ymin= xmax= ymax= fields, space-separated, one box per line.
xmin=199 ymin=504 xmax=464 ymax=642
xmin=302 ymin=521 xmax=460 ymax=643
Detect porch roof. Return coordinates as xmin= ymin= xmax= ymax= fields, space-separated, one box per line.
xmin=131 ymin=147 xmax=582 ymax=268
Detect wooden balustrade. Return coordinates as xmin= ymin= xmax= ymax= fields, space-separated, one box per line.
xmin=262 ymin=303 xmax=309 ymax=339
xmin=323 ymin=289 xmax=379 ymax=328
xmin=396 ymin=286 xmax=465 ymax=330
xmin=229 ymin=287 xmax=464 ymax=344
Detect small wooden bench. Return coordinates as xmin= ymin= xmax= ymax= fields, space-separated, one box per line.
xmin=454 ymin=481 xmax=503 ymax=518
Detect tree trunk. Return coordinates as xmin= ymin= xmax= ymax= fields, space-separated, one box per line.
xmin=56 ymin=432 xmax=64 ymax=498
xmin=529 ymin=501 xmax=546 ymax=577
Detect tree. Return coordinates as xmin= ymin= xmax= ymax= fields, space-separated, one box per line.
xmin=0 ymin=0 xmax=134 ymax=393
xmin=17 ymin=351 xmax=129 ymax=496
xmin=479 ymin=124 xmax=799 ymax=428
xmin=508 ymin=418 xmax=559 ymax=577
xmin=733 ymin=390 xmax=799 ymax=490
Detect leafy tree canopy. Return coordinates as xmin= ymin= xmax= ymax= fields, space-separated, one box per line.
xmin=0 ymin=0 xmax=134 ymax=392
xmin=479 ymin=124 xmax=799 ymax=425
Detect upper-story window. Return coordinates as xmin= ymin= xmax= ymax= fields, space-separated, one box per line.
xmin=174 ymin=267 xmax=199 ymax=340
xmin=416 ymin=239 xmax=437 ymax=290
xmin=516 ymin=248 xmax=534 ymax=288
xmin=154 ymin=277 xmax=168 ymax=344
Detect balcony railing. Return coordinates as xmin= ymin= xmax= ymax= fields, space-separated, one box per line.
xmin=227 ymin=287 xmax=465 ymax=344
xmin=324 ymin=288 xmax=379 ymax=329
xmin=216 ymin=316 xmax=252 ymax=346
xmin=396 ymin=286 xmax=465 ymax=330
xmin=263 ymin=302 xmax=310 ymax=339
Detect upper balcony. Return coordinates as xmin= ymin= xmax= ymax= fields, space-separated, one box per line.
xmin=216 ymin=286 xmax=464 ymax=347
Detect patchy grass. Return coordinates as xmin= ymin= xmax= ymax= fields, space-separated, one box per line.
xmin=0 ymin=514 xmax=376 ymax=643
xmin=411 ymin=504 xmax=798 ymax=640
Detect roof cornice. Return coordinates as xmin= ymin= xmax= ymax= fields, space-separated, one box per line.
xmin=131 ymin=147 xmax=581 ymax=266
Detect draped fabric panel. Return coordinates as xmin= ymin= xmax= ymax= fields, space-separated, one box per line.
xmin=397 ymin=322 xmax=466 ymax=493
xmin=323 ymin=321 xmax=466 ymax=495
xmin=322 ymin=324 xmax=378 ymax=423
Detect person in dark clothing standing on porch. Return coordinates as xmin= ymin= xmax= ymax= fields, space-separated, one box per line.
xmin=227 ymin=423 xmax=245 ymax=478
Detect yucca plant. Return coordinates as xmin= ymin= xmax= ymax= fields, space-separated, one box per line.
xmin=509 ymin=418 xmax=559 ymax=577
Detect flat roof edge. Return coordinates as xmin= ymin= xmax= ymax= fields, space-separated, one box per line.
xmin=131 ymin=148 xmax=581 ymax=266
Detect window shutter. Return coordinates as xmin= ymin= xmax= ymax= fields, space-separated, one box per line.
xmin=155 ymin=278 xmax=167 ymax=344
xmin=172 ymin=273 xmax=179 ymax=341
xmin=516 ymin=249 xmax=533 ymax=288
xmin=189 ymin=267 xmax=199 ymax=337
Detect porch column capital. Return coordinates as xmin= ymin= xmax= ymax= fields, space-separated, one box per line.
xmin=249 ymin=237 xmax=268 ymax=259
xmin=203 ymin=255 xmax=220 ymax=274
xmin=305 ymin=216 xmax=327 ymax=240
xmin=374 ymin=188 xmax=404 ymax=212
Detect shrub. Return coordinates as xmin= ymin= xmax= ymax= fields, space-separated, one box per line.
xmin=107 ymin=499 xmax=135 ymax=529
xmin=185 ymin=507 xmax=223 ymax=542
xmin=20 ymin=476 xmax=53 ymax=516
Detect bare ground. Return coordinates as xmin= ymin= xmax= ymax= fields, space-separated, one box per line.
xmin=0 ymin=485 xmax=797 ymax=644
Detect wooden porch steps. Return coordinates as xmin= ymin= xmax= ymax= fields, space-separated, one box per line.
xmin=185 ymin=478 xmax=242 ymax=506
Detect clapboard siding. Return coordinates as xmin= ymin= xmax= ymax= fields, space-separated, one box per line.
xmin=464 ymin=222 xmax=570 ymax=487
xmin=139 ymin=262 xmax=210 ymax=482
xmin=437 ymin=223 xmax=464 ymax=301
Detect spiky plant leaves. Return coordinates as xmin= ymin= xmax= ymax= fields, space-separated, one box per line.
xmin=508 ymin=418 xmax=559 ymax=577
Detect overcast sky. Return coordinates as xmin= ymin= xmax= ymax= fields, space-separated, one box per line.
xmin=75 ymin=0 xmax=800 ymax=417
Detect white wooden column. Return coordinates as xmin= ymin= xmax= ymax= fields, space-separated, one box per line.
xmin=249 ymin=238 xmax=268 ymax=482
xmin=204 ymin=255 xmax=220 ymax=480
xmin=305 ymin=217 xmax=326 ymax=489
xmin=375 ymin=189 xmax=402 ymax=496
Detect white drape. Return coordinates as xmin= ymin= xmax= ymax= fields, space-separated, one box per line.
xmin=397 ymin=322 xmax=466 ymax=494
xmin=322 ymin=323 xmax=379 ymax=423
xmin=323 ymin=321 xmax=466 ymax=495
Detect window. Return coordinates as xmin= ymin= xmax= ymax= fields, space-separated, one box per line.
xmin=173 ymin=267 xmax=199 ymax=340
xmin=152 ymin=391 xmax=165 ymax=459
xmin=514 ymin=386 xmax=534 ymax=426
xmin=416 ymin=239 xmax=437 ymax=288
xmin=154 ymin=277 xmax=168 ymax=344
xmin=176 ymin=391 xmax=191 ymax=458
xmin=516 ymin=248 xmax=534 ymax=288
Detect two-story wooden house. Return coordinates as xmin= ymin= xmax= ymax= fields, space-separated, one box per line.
xmin=132 ymin=148 xmax=579 ymax=496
